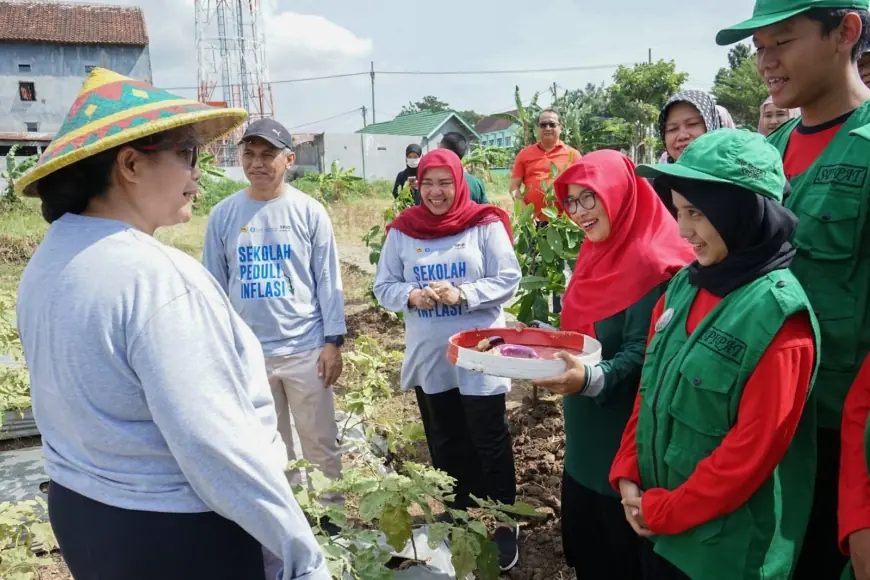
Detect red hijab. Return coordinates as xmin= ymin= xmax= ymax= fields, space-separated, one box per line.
xmin=554 ymin=150 xmax=694 ymax=335
xmin=386 ymin=149 xmax=513 ymax=242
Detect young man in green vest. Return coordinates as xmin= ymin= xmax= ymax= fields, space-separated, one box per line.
xmin=717 ymin=2 xmax=870 ymax=577
xmin=611 ymin=129 xmax=820 ymax=580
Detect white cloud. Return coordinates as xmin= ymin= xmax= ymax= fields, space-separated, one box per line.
xmin=264 ymin=12 xmax=372 ymax=76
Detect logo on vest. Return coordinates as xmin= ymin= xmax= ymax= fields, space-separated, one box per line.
xmin=699 ymin=326 xmax=747 ymax=364
xmin=813 ymin=164 xmax=867 ymax=188
xmin=655 ymin=308 xmax=674 ymax=333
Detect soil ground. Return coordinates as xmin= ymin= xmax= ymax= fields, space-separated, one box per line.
xmin=8 ymin=191 xmax=575 ymax=579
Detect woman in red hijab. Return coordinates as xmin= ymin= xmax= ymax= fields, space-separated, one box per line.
xmin=531 ymin=150 xmax=694 ymax=578
xmin=373 ymin=149 xmax=523 ymax=571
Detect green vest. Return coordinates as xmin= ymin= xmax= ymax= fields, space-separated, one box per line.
xmin=636 ymin=268 xmax=820 ymax=580
xmin=767 ymin=103 xmax=870 ymax=429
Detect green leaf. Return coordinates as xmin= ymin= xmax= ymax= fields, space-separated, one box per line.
xmin=379 ymin=504 xmax=413 ymax=551
xmin=533 ymin=294 xmax=550 ymax=323
xmin=546 ymin=227 xmax=564 ymax=256
xmin=475 ymin=538 xmax=501 ymax=580
xmin=358 ymin=490 xmax=393 ymax=522
xmin=499 ymin=501 xmax=543 ymax=517
xmin=426 ymin=522 xmax=451 ymax=549
xmin=450 ymin=528 xmax=482 ymax=580
xmin=519 ymin=275 xmax=549 ymax=290
xmin=468 ymin=520 xmax=488 ymax=537
xmin=539 ymin=239 xmax=555 ymax=263
xmin=309 ymin=470 xmax=333 ymax=495
xmin=542 ymin=207 xmax=559 ymax=220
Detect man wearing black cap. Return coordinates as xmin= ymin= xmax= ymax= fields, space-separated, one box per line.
xmin=203 ymin=118 xmax=347 ymax=522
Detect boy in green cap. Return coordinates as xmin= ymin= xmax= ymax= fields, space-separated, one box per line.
xmin=718 ymin=2 xmax=870 ymax=577
xmin=610 ymin=128 xmax=819 ymax=580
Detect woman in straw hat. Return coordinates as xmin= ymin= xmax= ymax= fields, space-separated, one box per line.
xmin=14 ymin=69 xmax=328 ymax=580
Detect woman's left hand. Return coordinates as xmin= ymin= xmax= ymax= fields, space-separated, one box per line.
xmin=430 ymin=282 xmax=462 ymax=306
xmin=531 ymin=352 xmax=586 ymax=395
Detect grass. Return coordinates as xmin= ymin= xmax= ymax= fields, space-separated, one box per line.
xmin=0 ymin=173 xmax=514 ymax=294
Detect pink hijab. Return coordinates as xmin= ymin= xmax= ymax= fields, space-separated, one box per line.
xmin=716 ymin=105 xmax=736 ymax=129
xmin=758 ymin=96 xmax=799 ymax=135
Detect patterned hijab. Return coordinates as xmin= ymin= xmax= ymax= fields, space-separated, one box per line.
xmin=658 ymin=90 xmax=722 ymax=163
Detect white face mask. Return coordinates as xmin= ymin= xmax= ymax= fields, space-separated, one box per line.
xmin=406 ymin=157 xmax=420 ymax=168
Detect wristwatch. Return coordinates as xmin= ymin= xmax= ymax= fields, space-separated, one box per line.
xmin=325 ymin=335 xmax=345 ymax=348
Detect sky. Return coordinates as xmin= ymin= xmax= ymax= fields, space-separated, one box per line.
xmin=71 ymin=0 xmax=759 ymax=134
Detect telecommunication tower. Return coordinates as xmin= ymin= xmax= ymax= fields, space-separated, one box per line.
xmin=194 ymin=0 xmax=275 ymax=166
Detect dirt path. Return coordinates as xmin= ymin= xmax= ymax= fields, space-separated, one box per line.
xmin=338 ymin=243 xmax=375 ymax=274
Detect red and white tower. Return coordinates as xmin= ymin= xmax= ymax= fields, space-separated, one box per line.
xmin=194 ymin=0 xmax=275 ymax=166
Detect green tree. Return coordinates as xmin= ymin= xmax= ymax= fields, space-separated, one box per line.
xmin=608 ymin=60 xmax=688 ymax=163
xmin=456 ymin=109 xmax=484 ymax=128
xmin=554 ymin=83 xmax=632 ymax=154
xmin=399 ymin=95 xmax=450 ymax=115
xmin=712 ymin=44 xmax=768 ymax=129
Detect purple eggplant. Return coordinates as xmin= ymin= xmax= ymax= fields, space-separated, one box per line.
xmin=493 ymin=344 xmax=539 ymax=359
xmin=475 ymin=335 xmax=506 ymax=352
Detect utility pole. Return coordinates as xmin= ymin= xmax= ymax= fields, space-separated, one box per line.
xmin=370 ymin=61 xmax=376 ymax=124
xmin=361 ymin=105 xmax=368 ymax=127
xmin=552 ymin=82 xmax=558 ymax=100
xmin=648 ymin=48 xmax=652 ymax=64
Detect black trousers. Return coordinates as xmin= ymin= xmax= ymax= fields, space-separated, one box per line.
xmin=561 ymin=472 xmax=643 ymax=578
xmin=49 ymin=481 xmax=266 ymax=580
xmin=414 ymin=387 xmax=516 ymax=509
xmin=640 ymin=540 xmax=691 ymax=580
xmin=794 ymin=427 xmax=848 ymax=579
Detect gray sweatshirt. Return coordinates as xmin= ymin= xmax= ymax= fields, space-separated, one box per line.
xmin=16 ymin=214 xmax=328 ymax=580
xmin=203 ymin=186 xmax=346 ymax=356
xmin=373 ymin=223 xmax=520 ymax=395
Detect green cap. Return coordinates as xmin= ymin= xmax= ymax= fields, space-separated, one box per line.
xmin=716 ymin=0 xmax=870 ymax=45
xmin=635 ymin=129 xmax=787 ymax=202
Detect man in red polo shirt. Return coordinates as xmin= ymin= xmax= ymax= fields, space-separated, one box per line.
xmin=510 ymin=109 xmax=581 ymax=222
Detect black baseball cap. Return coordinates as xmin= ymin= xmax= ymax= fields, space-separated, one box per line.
xmin=239 ymin=118 xmax=292 ymax=149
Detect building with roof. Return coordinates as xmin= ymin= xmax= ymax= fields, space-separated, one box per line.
xmin=0 ymin=0 xmax=152 ymax=163
xmin=475 ymin=112 xmax=520 ymax=149
xmin=356 ymin=110 xmax=480 ymax=152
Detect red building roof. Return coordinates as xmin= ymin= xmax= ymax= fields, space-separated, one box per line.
xmin=0 ymin=1 xmax=148 ymax=46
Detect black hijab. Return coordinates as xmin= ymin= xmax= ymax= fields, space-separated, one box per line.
xmin=666 ymin=176 xmax=797 ymax=297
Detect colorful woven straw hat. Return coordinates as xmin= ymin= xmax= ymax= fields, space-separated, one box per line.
xmin=15 ymin=67 xmax=247 ymax=196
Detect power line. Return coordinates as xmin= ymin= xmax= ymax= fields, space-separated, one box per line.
xmin=165 ymin=72 xmax=369 ymax=92
xmin=286 ymin=108 xmax=362 ymax=131
xmin=376 ymin=63 xmax=635 ymax=77
xmin=162 ymin=63 xmax=633 ymax=92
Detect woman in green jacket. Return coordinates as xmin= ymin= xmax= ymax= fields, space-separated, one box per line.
xmin=611 ymin=129 xmax=819 ymax=580
xmin=530 ymin=149 xmax=694 ymax=578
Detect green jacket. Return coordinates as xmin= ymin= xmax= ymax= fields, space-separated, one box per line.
xmin=767 ymin=103 xmax=870 ymax=429
xmin=465 ymin=171 xmax=489 ymax=204
xmin=637 ymin=268 xmax=819 ymax=580
xmin=562 ymin=282 xmax=667 ymax=496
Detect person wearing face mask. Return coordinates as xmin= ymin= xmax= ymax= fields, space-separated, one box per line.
xmin=527 ymin=151 xmax=693 ymax=579
xmin=393 ymin=143 xmax=423 ymax=204
xmin=610 ymin=129 xmax=819 ymax=580
xmin=652 ymin=91 xmax=723 ymax=217
xmin=373 ymin=149 xmax=522 ymax=571
xmin=758 ymin=96 xmax=799 ymax=136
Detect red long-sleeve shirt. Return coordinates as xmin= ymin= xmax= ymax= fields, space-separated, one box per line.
xmin=608 ymin=289 xmax=816 ymax=535
xmin=838 ymin=358 xmax=870 ymax=553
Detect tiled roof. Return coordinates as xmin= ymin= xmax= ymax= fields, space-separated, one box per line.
xmin=357 ymin=110 xmax=480 ymax=139
xmin=475 ymin=111 xmax=518 ymax=135
xmin=0 ymin=1 xmax=149 ymax=46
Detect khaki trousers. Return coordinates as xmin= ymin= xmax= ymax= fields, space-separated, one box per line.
xmin=265 ymin=347 xmax=342 ymax=503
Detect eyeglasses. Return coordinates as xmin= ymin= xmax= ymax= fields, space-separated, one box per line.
xmin=538 ymin=122 xmax=558 ymax=129
xmin=566 ymin=192 xmax=596 ymax=213
xmin=132 ymin=140 xmax=199 ymax=169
